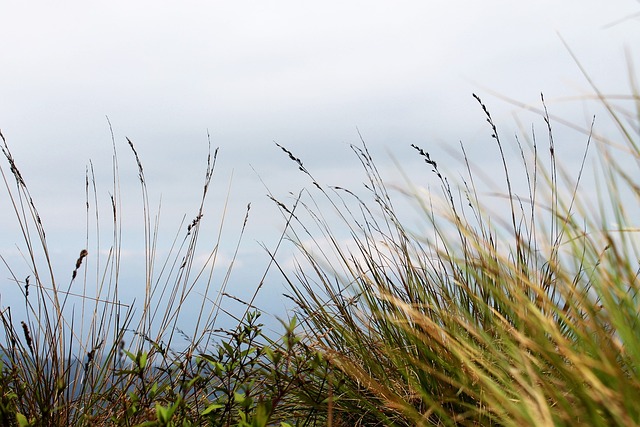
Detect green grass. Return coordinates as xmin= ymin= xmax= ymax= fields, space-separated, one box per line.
xmin=1 ymin=63 xmax=639 ymax=425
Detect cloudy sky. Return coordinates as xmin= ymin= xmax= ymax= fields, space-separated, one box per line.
xmin=1 ymin=1 xmax=638 ymax=335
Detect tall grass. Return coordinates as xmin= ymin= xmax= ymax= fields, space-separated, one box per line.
xmin=272 ymin=87 xmax=640 ymax=426
xmin=0 ymin=130 xmax=320 ymax=426
xmin=1 ymin=60 xmax=639 ymax=427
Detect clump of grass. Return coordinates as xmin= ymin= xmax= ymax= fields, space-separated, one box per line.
xmin=0 ymin=130 xmax=318 ymax=426
xmin=272 ymin=86 xmax=640 ymax=425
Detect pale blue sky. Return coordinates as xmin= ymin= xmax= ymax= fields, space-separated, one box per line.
xmin=0 ymin=1 xmax=638 ymax=335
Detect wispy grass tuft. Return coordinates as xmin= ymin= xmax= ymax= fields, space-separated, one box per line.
xmin=0 ymin=130 xmax=318 ymax=426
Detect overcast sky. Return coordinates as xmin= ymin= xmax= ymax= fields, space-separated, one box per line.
xmin=1 ymin=1 xmax=638 ymax=335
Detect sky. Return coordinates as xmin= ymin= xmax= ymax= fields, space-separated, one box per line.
xmin=1 ymin=1 xmax=639 ymax=340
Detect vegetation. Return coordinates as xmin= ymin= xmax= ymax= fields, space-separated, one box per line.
xmin=0 ymin=132 xmax=324 ymax=426
xmin=0 ymin=64 xmax=639 ymax=425
xmin=272 ymin=90 xmax=640 ymax=426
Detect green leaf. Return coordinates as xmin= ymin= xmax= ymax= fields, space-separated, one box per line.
xmin=156 ymin=403 xmax=169 ymax=424
xmin=149 ymin=381 xmax=158 ymax=399
xmin=234 ymin=391 xmax=246 ymax=404
xmin=16 ymin=413 xmax=31 ymax=427
xmin=250 ymin=401 xmax=273 ymax=427
xmin=185 ymin=375 xmax=202 ymax=388
xmin=201 ymin=403 xmax=224 ymax=415
xmin=222 ymin=341 xmax=234 ymax=355
xmin=155 ymin=399 xmax=180 ymax=425
xmin=139 ymin=351 xmax=148 ymax=370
